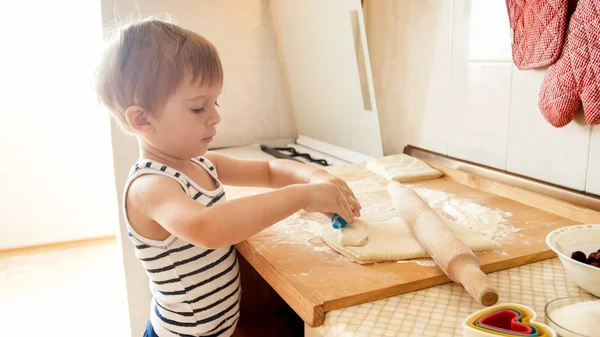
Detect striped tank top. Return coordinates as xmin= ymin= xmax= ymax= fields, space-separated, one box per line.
xmin=123 ymin=156 xmax=240 ymax=336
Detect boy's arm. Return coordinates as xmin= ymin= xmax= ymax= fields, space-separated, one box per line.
xmin=205 ymin=152 xmax=361 ymax=215
xmin=204 ymin=151 xmax=318 ymax=187
xmin=135 ymin=175 xmax=355 ymax=248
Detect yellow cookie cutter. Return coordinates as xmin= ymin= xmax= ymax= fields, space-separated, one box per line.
xmin=462 ymin=303 xmax=556 ymax=337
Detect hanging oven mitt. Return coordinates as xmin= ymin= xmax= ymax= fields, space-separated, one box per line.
xmin=538 ymin=0 xmax=600 ymax=127
xmin=505 ymin=0 xmax=569 ymax=70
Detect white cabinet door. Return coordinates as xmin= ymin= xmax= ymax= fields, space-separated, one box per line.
xmin=270 ymin=0 xmax=384 ymax=158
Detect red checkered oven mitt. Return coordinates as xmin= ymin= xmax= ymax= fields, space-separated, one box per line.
xmin=506 ymin=0 xmax=569 ymax=70
xmin=539 ymin=0 xmax=600 ymax=127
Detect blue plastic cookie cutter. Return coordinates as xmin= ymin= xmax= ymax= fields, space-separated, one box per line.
xmin=331 ymin=213 xmax=348 ymax=229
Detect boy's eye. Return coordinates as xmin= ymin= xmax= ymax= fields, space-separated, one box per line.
xmin=192 ymin=102 xmax=219 ymax=113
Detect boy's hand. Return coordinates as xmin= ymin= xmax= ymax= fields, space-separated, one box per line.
xmin=301 ymin=183 xmax=357 ymax=222
xmin=309 ymin=171 xmax=361 ymax=217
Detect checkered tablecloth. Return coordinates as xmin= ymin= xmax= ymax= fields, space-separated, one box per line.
xmin=310 ymin=258 xmax=594 ymax=337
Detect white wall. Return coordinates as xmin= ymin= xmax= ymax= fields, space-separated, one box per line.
xmin=0 ymin=0 xmax=119 ymax=250
xmin=365 ymin=0 xmax=599 ymax=195
xmin=589 ymin=129 xmax=600 ymax=194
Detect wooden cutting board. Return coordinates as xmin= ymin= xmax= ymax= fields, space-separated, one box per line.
xmin=230 ymin=161 xmax=600 ymax=327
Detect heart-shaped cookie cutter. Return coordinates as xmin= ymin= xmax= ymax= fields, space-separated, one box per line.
xmin=463 ymin=303 xmax=556 ymax=337
xmin=476 ymin=308 xmax=537 ymax=336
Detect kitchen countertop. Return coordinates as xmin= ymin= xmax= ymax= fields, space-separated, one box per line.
xmin=214 ymin=145 xmax=597 ymax=336
xmin=306 ymin=257 xmax=594 ymax=337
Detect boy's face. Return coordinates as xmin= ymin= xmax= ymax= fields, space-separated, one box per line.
xmin=149 ymin=77 xmax=222 ymax=159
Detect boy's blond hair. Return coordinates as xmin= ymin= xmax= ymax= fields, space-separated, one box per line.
xmin=95 ymin=17 xmax=223 ymax=132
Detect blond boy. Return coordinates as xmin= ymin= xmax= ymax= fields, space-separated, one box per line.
xmin=95 ymin=18 xmax=360 ymax=337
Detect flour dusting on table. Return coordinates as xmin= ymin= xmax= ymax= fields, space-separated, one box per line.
xmin=397 ymin=259 xmax=438 ymax=267
xmin=413 ymin=187 xmax=517 ymax=240
xmin=267 ymin=212 xmax=339 ymax=254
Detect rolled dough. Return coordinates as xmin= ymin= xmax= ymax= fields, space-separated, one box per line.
xmin=366 ymin=154 xmax=443 ymax=182
xmin=321 ymin=216 xmax=498 ymax=264
xmin=331 ymin=219 xmax=369 ymax=247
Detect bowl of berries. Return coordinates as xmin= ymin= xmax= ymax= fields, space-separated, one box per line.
xmin=546 ymin=225 xmax=600 ymax=297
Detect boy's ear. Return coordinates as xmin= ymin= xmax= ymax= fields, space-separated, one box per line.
xmin=125 ymin=106 xmax=154 ymax=136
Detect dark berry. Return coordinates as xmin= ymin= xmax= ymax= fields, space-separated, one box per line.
xmin=591 ymin=262 xmax=600 ymax=269
xmin=588 ymin=252 xmax=600 ymax=263
xmin=571 ymin=251 xmax=588 ymax=264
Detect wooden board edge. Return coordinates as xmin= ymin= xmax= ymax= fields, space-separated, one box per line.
xmin=429 ymin=163 xmax=600 ymax=224
xmin=479 ymin=251 xmax=558 ymax=273
xmin=322 ymin=275 xmax=451 ymax=312
xmin=235 ymin=240 xmax=325 ymax=327
xmin=320 ymin=251 xmax=558 ymax=314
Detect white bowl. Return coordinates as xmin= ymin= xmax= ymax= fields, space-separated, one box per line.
xmin=546 ymin=224 xmax=600 ymax=297
xmin=545 ymin=297 xmax=598 ymax=337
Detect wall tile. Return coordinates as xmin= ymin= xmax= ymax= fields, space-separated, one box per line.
xmin=214 ymin=62 xmax=293 ymax=148
xmin=447 ymin=62 xmax=512 ymax=169
xmin=452 ymin=0 xmax=512 ymax=62
xmin=373 ymin=60 xmax=451 ymax=156
xmin=507 ymin=67 xmax=591 ymax=191
xmin=587 ymin=127 xmax=600 ymax=196
xmin=365 ymin=0 xmax=452 ymax=63
xmin=219 ymin=0 xmax=279 ymax=62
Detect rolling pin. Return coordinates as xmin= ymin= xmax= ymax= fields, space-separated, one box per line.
xmin=387 ymin=181 xmax=499 ymax=306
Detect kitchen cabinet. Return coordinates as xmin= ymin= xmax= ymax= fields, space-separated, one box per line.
xmin=269 ymin=0 xmax=384 ymax=158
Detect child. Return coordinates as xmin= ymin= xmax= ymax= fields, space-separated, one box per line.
xmin=95 ymin=18 xmax=361 ymax=337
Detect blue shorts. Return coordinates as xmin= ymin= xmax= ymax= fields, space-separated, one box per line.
xmin=143 ymin=320 xmax=158 ymax=337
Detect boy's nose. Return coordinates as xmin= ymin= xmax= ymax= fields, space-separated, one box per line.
xmin=209 ymin=109 xmax=221 ymax=126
